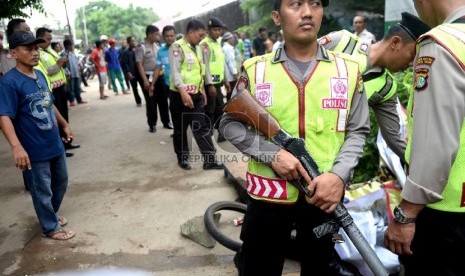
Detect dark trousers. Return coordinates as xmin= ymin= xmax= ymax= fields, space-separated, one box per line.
xmin=67 ymin=77 xmax=83 ymax=103
xmin=129 ymin=78 xmax=141 ymax=105
xmin=204 ymin=84 xmax=224 ymax=132
xmin=139 ymin=76 xmax=170 ymax=128
xmin=154 ymin=79 xmax=171 ymax=126
xmin=169 ymin=91 xmax=216 ymax=163
xmin=53 ymin=85 xmax=69 ymax=139
xmin=237 ymin=198 xmax=335 ymax=276
xmin=400 ymin=208 xmax=465 ymax=276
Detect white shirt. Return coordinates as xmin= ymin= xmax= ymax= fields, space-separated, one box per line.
xmin=222 ymin=41 xmax=238 ymax=82
xmin=355 ymin=29 xmax=376 ymax=42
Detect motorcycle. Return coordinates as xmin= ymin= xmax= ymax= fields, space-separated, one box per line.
xmin=79 ymin=53 xmax=95 ymax=82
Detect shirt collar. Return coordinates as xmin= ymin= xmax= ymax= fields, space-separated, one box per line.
xmin=444 ymin=6 xmax=465 ymax=23
xmin=271 ymin=44 xmax=331 ymax=64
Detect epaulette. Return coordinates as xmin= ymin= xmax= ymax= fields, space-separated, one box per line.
xmin=242 ymin=54 xmax=273 ymax=70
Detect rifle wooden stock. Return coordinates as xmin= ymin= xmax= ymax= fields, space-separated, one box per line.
xmin=223 ymin=90 xmax=281 ymax=138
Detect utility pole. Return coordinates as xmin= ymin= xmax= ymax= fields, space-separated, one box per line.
xmin=82 ymin=7 xmax=88 ymax=47
xmin=63 ymin=0 xmax=73 ymax=40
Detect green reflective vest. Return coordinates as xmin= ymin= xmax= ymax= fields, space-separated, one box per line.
xmin=200 ymin=36 xmax=225 ymax=84
xmin=37 ymin=48 xmax=67 ymax=88
xmin=243 ymin=51 xmax=360 ymax=203
xmin=325 ymin=30 xmax=397 ymax=105
xmin=407 ymin=24 xmax=465 ymax=212
xmin=169 ymin=38 xmax=204 ymax=93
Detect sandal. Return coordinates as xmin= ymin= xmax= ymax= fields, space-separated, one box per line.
xmin=58 ymin=216 xmax=68 ymax=227
xmin=43 ymin=228 xmax=75 ymax=240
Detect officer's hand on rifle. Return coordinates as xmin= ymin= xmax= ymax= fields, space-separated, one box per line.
xmin=308 ymin=172 xmax=344 ymax=213
xmin=271 ymin=149 xmax=312 ymax=183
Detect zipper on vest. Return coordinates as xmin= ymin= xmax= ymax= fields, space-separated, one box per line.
xmin=298 ymin=84 xmax=305 ymax=139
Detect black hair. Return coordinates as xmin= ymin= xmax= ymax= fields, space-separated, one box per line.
xmin=95 ymin=40 xmax=103 ymax=48
xmin=146 ymin=25 xmax=159 ymax=36
xmin=383 ymin=24 xmax=414 ymax=43
xmin=258 ymin=26 xmax=267 ymax=33
xmin=51 ymin=42 xmax=60 ymax=50
xmin=36 ymin=27 xmax=52 ymax=39
xmin=63 ymin=39 xmax=73 ymax=48
xmin=186 ymin=19 xmax=206 ymax=33
xmin=126 ymin=36 xmax=133 ymax=43
xmin=162 ymin=25 xmax=176 ymax=36
xmin=6 ymin=18 xmax=26 ymax=41
xmin=274 ymin=0 xmax=281 ymax=11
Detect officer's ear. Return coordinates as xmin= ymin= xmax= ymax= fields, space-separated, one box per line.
xmin=390 ymin=36 xmax=403 ymax=52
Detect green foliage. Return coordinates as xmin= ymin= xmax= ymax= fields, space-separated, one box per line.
xmin=74 ymin=1 xmax=159 ymax=48
xmin=0 ymin=0 xmax=44 ymax=19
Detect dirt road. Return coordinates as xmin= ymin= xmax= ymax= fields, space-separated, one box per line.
xmin=0 ymin=79 xmax=299 ymax=275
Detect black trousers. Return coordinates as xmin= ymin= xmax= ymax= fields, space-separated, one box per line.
xmin=237 ymin=198 xmax=335 ymax=276
xmin=204 ymin=84 xmax=224 ymax=132
xmin=400 ymin=208 xmax=465 ymax=276
xmin=52 ymin=85 xmax=69 ymax=139
xmin=139 ymin=76 xmax=170 ymax=128
xmin=129 ymin=77 xmax=141 ymax=105
xmin=169 ymin=91 xmax=216 ymax=163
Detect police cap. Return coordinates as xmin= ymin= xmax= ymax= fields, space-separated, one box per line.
xmin=208 ymin=17 xmax=225 ymax=29
xmin=397 ymin=12 xmax=431 ymax=40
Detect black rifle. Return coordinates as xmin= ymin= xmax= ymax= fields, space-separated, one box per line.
xmin=223 ymin=90 xmax=388 ymax=276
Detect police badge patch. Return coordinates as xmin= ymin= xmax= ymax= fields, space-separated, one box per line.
xmin=414 ymin=68 xmax=429 ymax=91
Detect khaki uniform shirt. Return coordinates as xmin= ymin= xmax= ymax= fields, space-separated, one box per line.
xmin=402 ymin=6 xmax=465 ymax=204
xmin=135 ymin=39 xmax=159 ymax=74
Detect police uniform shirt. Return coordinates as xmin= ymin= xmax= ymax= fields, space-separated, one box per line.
xmin=355 ymin=29 xmax=376 ymax=42
xmin=402 ymin=6 xmax=465 ymax=205
xmin=0 ymin=49 xmax=17 ymax=75
xmin=219 ymin=46 xmax=370 ymax=183
xmin=135 ymin=39 xmax=159 ymax=73
xmin=320 ymin=30 xmax=407 ymax=162
xmin=169 ymin=41 xmax=202 ymax=91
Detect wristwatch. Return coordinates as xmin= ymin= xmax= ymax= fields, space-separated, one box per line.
xmin=393 ymin=205 xmax=417 ymax=224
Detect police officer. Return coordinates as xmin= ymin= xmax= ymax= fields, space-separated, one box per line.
xmin=385 ymin=1 xmax=465 ymax=275
xmin=169 ymin=19 xmax=223 ymax=171
xmin=136 ymin=25 xmax=172 ymax=133
xmin=319 ymin=12 xmax=430 ymax=163
xmin=36 ymin=27 xmax=79 ymax=157
xmin=220 ymin=0 xmax=370 ymax=275
xmin=200 ymin=17 xmax=229 ymax=142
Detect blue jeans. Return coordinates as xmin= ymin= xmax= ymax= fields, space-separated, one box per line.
xmin=23 ymin=154 xmax=68 ymax=235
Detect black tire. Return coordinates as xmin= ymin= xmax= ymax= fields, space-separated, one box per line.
xmin=204 ymin=201 xmax=246 ymax=252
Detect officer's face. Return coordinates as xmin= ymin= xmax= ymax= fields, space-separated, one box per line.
xmin=189 ymin=29 xmax=207 ymax=45
xmin=388 ymin=40 xmax=416 ymax=72
xmin=272 ymin=0 xmax=323 ymax=45
xmin=209 ymin=27 xmax=223 ymax=40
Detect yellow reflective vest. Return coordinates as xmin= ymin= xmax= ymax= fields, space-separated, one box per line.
xmin=407 ymin=23 xmax=465 ymax=212
xmin=169 ymin=38 xmax=204 ymax=93
xmin=325 ymin=30 xmax=397 ymax=106
xmin=200 ymin=36 xmax=225 ymax=84
xmin=37 ymin=48 xmax=67 ymax=89
xmin=243 ymin=51 xmax=360 ymax=203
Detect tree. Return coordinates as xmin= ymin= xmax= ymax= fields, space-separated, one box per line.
xmin=0 ymin=0 xmax=44 ymax=19
xmin=239 ymin=0 xmax=384 ymax=39
xmin=74 ymin=1 xmax=159 ymax=48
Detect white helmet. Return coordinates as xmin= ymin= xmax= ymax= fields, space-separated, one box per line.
xmin=100 ymin=35 xmax=108 ymax=41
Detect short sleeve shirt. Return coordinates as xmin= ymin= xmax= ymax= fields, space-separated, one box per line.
xmin=91 ymin=48 xmax=107 ymax=73
xmin=0 ymin=68 xmax=64 ymax=162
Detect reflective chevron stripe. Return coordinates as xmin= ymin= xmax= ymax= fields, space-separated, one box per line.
xmin=246 ymin=172 xmax=287 ymax=199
